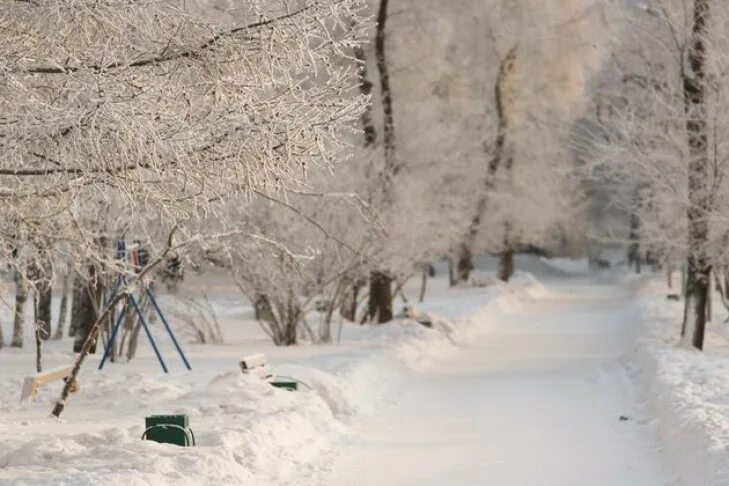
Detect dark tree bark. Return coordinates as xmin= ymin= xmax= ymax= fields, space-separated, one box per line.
xmin=254 ymin=293 xmax=300 ymax=346
xmin=11 ymin=269 xmax=27 ymax=348
xmin=354 ymin=43 xmax=377 ymax=148
xmin=419 ymin=267 xmax=429 ymax=302
xmin=455 ymin=47 xmax=518 ymax=285
xmin=681 ymin=0 xmax=711 ymax=350
xmin=71 ymin=268 xmax=101 ymax=354
xmin=35 ymin=279 xmax=52 ymax=341
xmin=499 ymin=246 xmax=515 ymax=282
xmin=455 ymin=244 xmax=474 ymax=284
xmin=365 ymin=0 xmax=398 ymax=322
xmin=68 ymin=273 xmax=81 ymax=338
xmin=628 ymin=189 xmax=642 ymax=274
xmin=368 ymin=270 xmax=393 ymax=324
xmin=35 ymin=326 xmax=42 ymax=372
xmin=283 ymin=293 xmax=300 ymax=345
xmin=375 ymin=0 xmax=397 ymax=193
xmin=339 ymin=277 xmax=363 ymax=322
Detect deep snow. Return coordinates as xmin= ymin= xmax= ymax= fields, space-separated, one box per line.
xmin=317 ymin=276 xmax=675 ymax=485
xmin=0 ymin=258 xmax=720 ymax=485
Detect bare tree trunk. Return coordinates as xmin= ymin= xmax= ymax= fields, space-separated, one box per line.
xmin=27 ymin=258 xmax=50 ymax=370
xmin=68 ymin=273 xmax=82 ymax=338
xmin=71 ymin=268 xmax=101 ymax=354
xmin=53 ymin=271 xmax=71 ymax=340
xmin=368 ymin=270 xmax=393 ymax=324
xmin=667 ymin=262 xmax=673 ymax=289
xmin=419 ymin=268 xmax=428 ymax=302
xmin=375 ymin=0 xmax=397 ymax=194
xmin=321 ymin=281 xmax=344 ymax=344
xmin=628 ymin=189 xmax=642 ymax=274
xmin=455 ymin=244 xmax=474 ymax=285
xmin=125 ymin=308 xmax=143 ymax=362
xmin=35 ymin=326 xmax=42 ymax=372
xmin=707 ymin=268 xmax=713 ymax=322
xmin=681 ymin=0 xmax=711 ymax=350
xmin=283 ymin=293 xmax=300 ymax=346
xmin=455 ymin=47 xmax=518 ymax=285
xmin=11 ymin=269 xmax=27 ymax=348
xmin=364 ymin=0 xmax=399 ymax=320
xmin=499 ymin=246 xmax=515 ymax=282
xmin=339 ymin=277 xmax=362 ymax=322
xmin=35 ymin=279 xmax=52 ymax=341
xmin=354 ymin=42 xmax=376 ymax=149
xmin=448 ymin=257 xmax=456 ymax=286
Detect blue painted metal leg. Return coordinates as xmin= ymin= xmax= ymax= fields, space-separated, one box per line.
xmin=128 ymin=294 xmax=169 ymax=373
xmin=146 ymin=287 xmax=192 ymax=370
xmin=98 ymin=302 xmax=128 ymax=370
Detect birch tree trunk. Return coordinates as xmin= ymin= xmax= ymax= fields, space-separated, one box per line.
xmin=681 ymin=0 xmax=711 ymax=350
xmin=455 ymin=47 xmax=518 ymax=285
xmin=71 ymin=268 xmax=100 ymax=354
xmin=35 ymin=278 xmax=52 ymax=341
xmin=367 ymin=0 xmax=397 ymax=323
xmin=628 ymin=189 xmax=642 ymax=274
xmin=375 ymin=0 xmax=397 ymax=192
xmin=53 ymin=271 xmax=71 ymax=340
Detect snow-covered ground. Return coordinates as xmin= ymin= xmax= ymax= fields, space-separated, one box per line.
xmin=316 ymin=273 xmax=674 ymax=486
xmin=1 ymin=257 xmax=728 ymax=485
xmin=637 ymin=277 xmax=729 ymax=486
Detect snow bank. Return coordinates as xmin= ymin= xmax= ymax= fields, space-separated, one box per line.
xmin=0 ymin=324 xmax=443 ymax=485
xmin=538 ymin=257 xmax=591 ymax=276
xmin=637 ymin=279 xmax=729 ymax=486
xmin=0 ymin=273 xmax=546 ymax=484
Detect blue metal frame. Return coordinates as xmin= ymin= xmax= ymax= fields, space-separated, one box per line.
xmin=98 ymin=240 xmax=191 ymax=373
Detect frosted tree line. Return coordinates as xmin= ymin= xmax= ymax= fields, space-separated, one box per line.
xmin=6 ymin=0 xmax=720 ymax=411
xmin=0 ymin=0 xmax=613 ymax=356
xmin=586 ymin=0 xmax=727 ymax=351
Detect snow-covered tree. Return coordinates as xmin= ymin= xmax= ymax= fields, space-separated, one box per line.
xmin=449 ymin=0 xmax=608 ymax=284
xmin=0 ymin=0 xmax=369 ymax=415
xmin=0 ymin=0 xmax=367 ymax=280
xmin=584 ymin=0 xmax=729 ymax=350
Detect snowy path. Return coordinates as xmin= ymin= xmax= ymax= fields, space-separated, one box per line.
xmin=321 ymin=278 xmax=675 ymax=485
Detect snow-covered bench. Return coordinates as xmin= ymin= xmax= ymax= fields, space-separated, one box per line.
xmin=398 ymin=304 xmax=435 ymax=328
xmin=20 ymin=365 xmax=79 ymax=402
xmin=239 ymin=354 xmax=298 ymax=391
xmin=398 ymin=305 xmax=456 ymax=342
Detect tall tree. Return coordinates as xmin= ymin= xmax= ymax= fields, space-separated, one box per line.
xmin=71 ymin=268 xmax=100 ymax=354
xmin=31 ymin=260 xmax=53 ymax=341
xmin=368 ymin=0 xmax=396 ymax=323
xmin=681 ymin=0 xmax=711 ymax=350
xmin=456 ymin=47 xmax=518 ymax=283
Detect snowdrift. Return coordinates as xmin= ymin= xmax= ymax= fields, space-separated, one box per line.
xmin=0 ymin=274 xmax=546 ymax=484
xmin=637 ymin=280 xmax=729 ymax=486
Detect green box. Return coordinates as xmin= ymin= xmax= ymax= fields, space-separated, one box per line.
xmin=143 ymin=415 xmax=195 ymax=447
xmin=271 ymin=380 xmax=298 ymax=391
